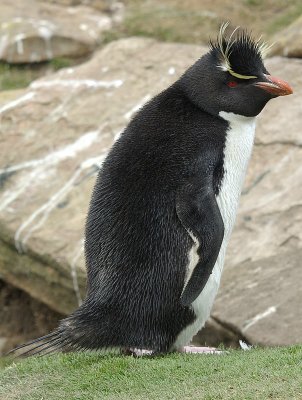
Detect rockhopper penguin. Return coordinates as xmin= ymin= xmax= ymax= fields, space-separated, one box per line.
xmin=12 ymin=24 xmax=293 ymax=357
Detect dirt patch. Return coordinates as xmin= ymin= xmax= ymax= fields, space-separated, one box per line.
xmin=0 ymin=280 xmax=63 ymax=355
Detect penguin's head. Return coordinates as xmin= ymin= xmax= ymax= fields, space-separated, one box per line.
xmin=180 ymin=23 xmax=293 ymax=118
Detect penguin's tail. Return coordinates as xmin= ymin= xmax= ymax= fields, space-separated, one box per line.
xmin=7 ymin=311 xmax=105 ymax=358
xmin=7 ymin=330 xmax=67 ymax=358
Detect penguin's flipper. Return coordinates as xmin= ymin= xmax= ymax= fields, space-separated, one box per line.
xmin=176 ymin=177 xmax=224 ymax=306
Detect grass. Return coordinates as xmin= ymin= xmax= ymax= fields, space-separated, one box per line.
xmin=265 ymin=2 xmax=302 ymax=35
xmin=121 ymin=5 xmax=217 ymax=44
xmin=0 ymin=58 xmax=74 ymax=91
xmin=49 ymin=57 xmax=73 ymax=71
xmin=100 ymin=0 xmax=302 ymax=47
xmin=0 ymin=345 xmax=301 ymax=400
xmin=0 ymin=62 xmax=36 ymax=91
xmin=101 ymin=2 xmax=218 ymax=45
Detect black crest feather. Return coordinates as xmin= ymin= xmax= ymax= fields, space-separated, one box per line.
xmin=210 ymin=22 xmax=272 ymax=78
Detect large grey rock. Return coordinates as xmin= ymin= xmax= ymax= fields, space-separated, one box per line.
xmin=0 ymin=0 xmax=114 ymax=63
xmin=0 ymin=37 xmax=301 ymax=346
xmin=213 ymin=250 xmax=302 ymax=346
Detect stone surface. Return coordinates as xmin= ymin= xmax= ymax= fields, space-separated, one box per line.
xmin=0 ymin=37 xmax=301 ymax=346
xmin=213 ymin=250 xmax=302 ymax=346
xmin=272 ymin=15 xmax=302 ymax=58
xmin=0 ymin=0 xmax=114 ymax=63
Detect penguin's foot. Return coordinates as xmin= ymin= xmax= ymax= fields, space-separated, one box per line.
xmin=121 ymin=348 xmax=153 ymax=357
xmin=121 ymin=346 xmax=223 ymax=357
xmin=180 ymin=345 xmax=223 ymax=354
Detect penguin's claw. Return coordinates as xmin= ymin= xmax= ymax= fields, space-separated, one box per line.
xmin=180 ymin=345 xmax=224 ymax=354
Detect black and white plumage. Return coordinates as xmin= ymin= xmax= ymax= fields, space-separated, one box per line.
xmin=11 ymin=24 xmax=292 ymax=357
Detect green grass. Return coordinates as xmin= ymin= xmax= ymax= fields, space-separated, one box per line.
xmin=0 ymin=62 xmax=35 ymax=91
xmin=266 ymin=2 xmax=302 ymax=35
xmin=121 ymin=6 xmax=216 ymax=44
xmin=0 ymin=346 xmax=301 ymax=399
xmin=0 ymin=58 xmax=74 ymax=91
xmin=99 ymin=0 xmax=302 ymax=48
xmin=101 ymin=3 xmax=218 ymax=45
xmin=48 ymin=57 xmax=73 ymax=71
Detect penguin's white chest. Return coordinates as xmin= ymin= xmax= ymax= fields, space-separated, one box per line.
xmin=174 ymin=112 xmax=256 ymax=349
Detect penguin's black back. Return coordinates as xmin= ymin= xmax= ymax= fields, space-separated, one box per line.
xmin=83 ymin=84 xmax=227 ymax=352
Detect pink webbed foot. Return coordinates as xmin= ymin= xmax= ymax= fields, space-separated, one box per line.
xmin=121 ymin=348 xmax=153 ymax=357
xmin=180 ymin=345 xmax=224 ymax=354
xmin=121 ymin=346 xmax=224 ymax=357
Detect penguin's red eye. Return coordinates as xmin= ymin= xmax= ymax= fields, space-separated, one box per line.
xmin=227 ymin=81 xmax=238 ymax=88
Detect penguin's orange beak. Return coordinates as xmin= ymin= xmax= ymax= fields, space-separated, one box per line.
xmin=253 ymin=74 xmax=293 ymax=96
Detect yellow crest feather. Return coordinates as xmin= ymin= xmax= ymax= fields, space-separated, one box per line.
xmin=228 ymin=69 xmax=257 ymax=80
xmin=216 ymin=23 xmax=273 ymax=80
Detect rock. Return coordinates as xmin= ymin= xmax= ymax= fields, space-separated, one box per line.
xmin=0 ymin=37 xmax=301 ymax=347
xmin=213 ymin=250 xmax=302 ymax=346
xmin=0 ymin=0 xmax=114 ymax=63
xmin=271 ymin=16 xmax=302 ymax=58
